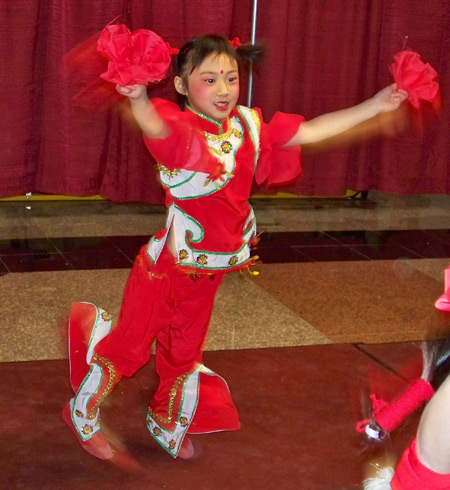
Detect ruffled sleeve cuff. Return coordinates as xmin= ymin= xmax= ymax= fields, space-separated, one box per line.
xmin=143 ymin=99 xmax=221 ymax=175
xmin=255 ymin=110 xmax=305 ymax=187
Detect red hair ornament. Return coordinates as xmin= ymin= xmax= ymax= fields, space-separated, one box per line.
xmin=97 ymin=24 xmax=172 ymax=86
xmin=229 ymin=37 xmax=242 ymax=50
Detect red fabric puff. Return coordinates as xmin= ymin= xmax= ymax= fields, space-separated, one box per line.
xmin=143 ymin=99 xmax=221 ymax=177
xmin=390 ymin=50 xmax=441 ymax=110
xmin=97 ymin=24 xmax=172 ymax=86
xmin=256 ymin=110 xmax=305 ymax=188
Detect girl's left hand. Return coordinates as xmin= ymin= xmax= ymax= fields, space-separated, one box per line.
xmin=373 ymin=83 xmax=408 ymax=113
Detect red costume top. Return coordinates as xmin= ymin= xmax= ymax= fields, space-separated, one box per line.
xmin=143 ymin=99 xmax=305 ymax=271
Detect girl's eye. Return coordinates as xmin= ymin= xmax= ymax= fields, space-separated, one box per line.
xmin=205 ymin=79 xmax=215 ymax=84
xmin=228 ymin=77 xmax=238 ymax=83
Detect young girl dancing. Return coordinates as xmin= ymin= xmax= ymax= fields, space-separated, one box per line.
xmin=63 ymin=30 xmax=407 ymax=462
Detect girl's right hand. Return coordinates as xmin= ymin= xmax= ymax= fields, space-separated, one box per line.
xmin=116 ymin=84 xmax=147 ymax=99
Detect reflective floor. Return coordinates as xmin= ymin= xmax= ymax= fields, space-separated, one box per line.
xmin=1 ymin=191 xmax=449 ymax=489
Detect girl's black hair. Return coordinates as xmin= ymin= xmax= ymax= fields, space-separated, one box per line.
xmin=173 ymin=34 xmax=265 ymax=107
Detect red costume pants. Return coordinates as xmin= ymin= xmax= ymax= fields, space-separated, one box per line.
xmin=68 ymin=246 xmax=240 ymax=457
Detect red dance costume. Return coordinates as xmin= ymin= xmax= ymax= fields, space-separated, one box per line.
xmin=392 ymin=439 xmax=450 ymax=489
xmin=67 ymin=99 xmax=304 ymax=457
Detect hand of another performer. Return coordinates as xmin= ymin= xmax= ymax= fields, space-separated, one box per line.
xmin=372 ymin=83 xmax=408 ymax=113
xmin=116 ymin=84 xmax=148 ymax=99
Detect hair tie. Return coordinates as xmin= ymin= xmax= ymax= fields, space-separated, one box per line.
xmin=229 ymin=37 xmax=242 ymax=50
xmin=165 ymin=42 xmax=180 ymax=56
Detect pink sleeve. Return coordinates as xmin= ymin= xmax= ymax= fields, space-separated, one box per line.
xmin=143 ymin=99 xmax=220 ymax=175
xmin=255 ymin=109 xmax=305 ymax=187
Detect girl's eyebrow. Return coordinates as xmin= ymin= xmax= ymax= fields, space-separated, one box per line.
xmin=199 ymin=69 xmax=239 ymax=75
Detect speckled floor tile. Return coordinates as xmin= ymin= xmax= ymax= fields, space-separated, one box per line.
xmin=402 ymin=258 xmax=449 ymax=282
xmin=251 ymin=260 xmax=446 ymax=344
xmin=0 ymin=270 xmax=130 ymax=362
xmin=209 ymin=273 xmax=331 ymax=351
xmin=0 ymin=268 xmax=330 ymax=362
xmin=0 ymin=220 xmax=46 ymax=240
xmin=0 ymin=202 xmax=167 ymax=240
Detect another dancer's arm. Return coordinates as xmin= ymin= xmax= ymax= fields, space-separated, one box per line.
xmin=416 ymin=374 xmax=450 ymax=474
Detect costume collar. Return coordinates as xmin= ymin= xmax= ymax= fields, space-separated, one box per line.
xmin=185 ymin=104 xmax=238 ymax=135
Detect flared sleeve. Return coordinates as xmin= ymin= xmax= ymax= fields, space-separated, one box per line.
xmin=143 ymin=99 xmax=223 ymax=176
xmin=255 ymin=110 xmax=305 ymax=187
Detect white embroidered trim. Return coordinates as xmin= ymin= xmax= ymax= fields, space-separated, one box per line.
xmin=157 ymin=106 xmax=261 ymax=199
xmin=146 ymin=368 xmax=201 ymax=458
xmin=146 ymin=203 xmax=256 ymax=270
xmin=157 ymin=116 xmax=243 ymax=199
xmin=69 ymin=304 xmax=113 ymax=441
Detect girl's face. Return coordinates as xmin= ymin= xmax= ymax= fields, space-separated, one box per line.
xmin=175 ymin=53 xmax=239 ymax=122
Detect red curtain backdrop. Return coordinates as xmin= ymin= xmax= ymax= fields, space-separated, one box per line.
xmin=0 ymin=0 xmax=449 ymax=203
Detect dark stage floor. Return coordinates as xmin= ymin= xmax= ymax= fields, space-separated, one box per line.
xmin=0 ymin=343 xmax=422 ymax=490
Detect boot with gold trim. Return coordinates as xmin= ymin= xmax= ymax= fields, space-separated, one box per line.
xmin=63 ymin=302 xmax=122 ymax=460
xmin=64 ymin=352 xmax=122 ymax=459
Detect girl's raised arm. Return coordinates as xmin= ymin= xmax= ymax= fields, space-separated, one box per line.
xmin=285 ymin=84 xmax=408 ymax=147
xmin=116 ymin=84 xmax=170 ymax=139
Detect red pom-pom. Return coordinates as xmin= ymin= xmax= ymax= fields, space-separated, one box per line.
xmin=97 ymin=24 xmax=172 ymax=86
xmin=390 ymin=50 xmax=441 ymax=111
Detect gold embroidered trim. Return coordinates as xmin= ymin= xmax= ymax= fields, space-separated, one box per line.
xmin=88 ymin=354 xmax=117 ymax=419
xmin=249 ymin=108 xmax=261 ymax=135
xmin=204 ymin=119 xmax=232 ymax=142
xmin=156 ymin=163 xmax=182 ymax=178
xmin=147 ymin=373 xmax=188 ymax=424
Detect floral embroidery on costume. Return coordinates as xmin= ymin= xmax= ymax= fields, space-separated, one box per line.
xmin=168 ymin=440 xmax=176 ymax=450
xmin=196 ymin=254 xmax=208 ymax=266
xmin=228 ymin=256 xmax=238 ymax=266
xmin=179 ymin=416 xmax=189 ymax=427
xmin=82 ymin=424 xmax=94 ymax=435
xmin=101 ymin=311 xmax=112 ymax=322
xmin=220 ymin=141 xmax=232 ymax=153
xmin=153 ymin=427 xmax=162 ymax=436
xmin=75 ymin=409 xmax=84 ymax=418
xmin=179 ymin=249 xmax=189 ymax=262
